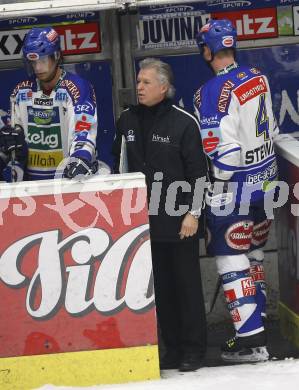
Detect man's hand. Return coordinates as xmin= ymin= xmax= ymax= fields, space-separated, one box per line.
xmin=179 ymin=213 xmax=199 ymax=240
xmin=0 ymin=125 xmax=25 ymax=153
xmin=63 ymin=157 xmax=97 ymax=179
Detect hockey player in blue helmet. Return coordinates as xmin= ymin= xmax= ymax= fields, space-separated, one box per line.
xmin=22 ymin=26 xmax=62 ymax=83
xmin=196 ymin=18 xmax=237 ymax=60
xmin=194 ymin=19 xmax=279 ymax=363
xmin=2 ymin=26 xmax=99 ymax=181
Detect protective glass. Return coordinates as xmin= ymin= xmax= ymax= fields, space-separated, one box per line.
xmin=24 ymin=53 xmax=59 ymax=77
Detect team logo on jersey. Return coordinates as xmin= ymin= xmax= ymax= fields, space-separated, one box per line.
xmin=34 ymin=98 xmax=53 ymax=107
xmin=12 ymin=80 xmax=33 ymax=98
xmin=16 ymin=89 xmax=32 ymax=103
xmin=194 ymin=87 xmax=202 ymax=109
xmin=237 ymin=72 xmax=247 ymax=80
xmin=234 ymin=76 xmax=268 ymax=105
xmin=60 ymin=79 xmax=80 ymax=104
xmin=75 ymin=114 xmax=92 ymax=132
xmin=222 ymin=36 xmax=234 ymax=47
xmin=75 ymin=101 xmax=94 ymax=115
xmin=241 ymin=278 xmax=256 ymax=296
xmin=218 ymin=80 xmax=235 ymax=113
xmin=152 ymin=133 xmax=170 ymax=143
xmin=250 ymin=67 xmax=261 ymax=75
xmin=127 ymin=129 xmax=135 ymax=142
xmin=27 ymin=126 xmax=62 ymax=150
xmin=201 ymin=127 xmax=221 ymax=155
xmin=28 ymin=108 xmax=56 ymax=125
xmin=225 ymin=221 xmax=254 ymax=250
xmin=28 ymin=150 xmax=63 ymax=169
xmin=55 ymin=91 xmax=67 ymax=102
xmin=200 ymin=115 xmax=218 ymax=126
xmin=252 ymin=219 xmax=271 ymax=247
xmin=246 ymin=161 xmax=277 ymax=185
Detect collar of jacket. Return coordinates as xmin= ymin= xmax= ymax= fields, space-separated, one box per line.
xmin=216 ymin=62 xmax=239 ymax=76
xmin=130 ymin=98 xmax=173 ymax=115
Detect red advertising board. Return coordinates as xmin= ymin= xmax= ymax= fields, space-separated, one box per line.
xmin=0 ymin=22 xmax=101 ymax=61
xmin=212 ymin=8 xmax=278 ymax=40
xmin=0 ymin=174 xmax=157 ymax=358
xmin=55 ymin=22 xmax=101 ymax=55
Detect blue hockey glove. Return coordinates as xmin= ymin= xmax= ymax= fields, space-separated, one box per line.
xmin=63 ymin=157 xmax=98 ymax=179
xmin=2 ymin=160 xmax=24 ymax=182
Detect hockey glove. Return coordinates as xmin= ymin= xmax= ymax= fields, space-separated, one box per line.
xmin=63 ymin=157 xmax=97 ymax=179
xmin=2 ymin=160 xmax=24 ymax=182
xmin=0 ymin=125 xmax=25 ymax=153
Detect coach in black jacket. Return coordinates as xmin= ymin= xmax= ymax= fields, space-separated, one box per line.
xmin=112 ymin=58 xmax=207 ymax=372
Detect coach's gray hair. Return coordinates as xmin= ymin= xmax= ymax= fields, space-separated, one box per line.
xmin=139 ymin=58 xmax=176 ymax=99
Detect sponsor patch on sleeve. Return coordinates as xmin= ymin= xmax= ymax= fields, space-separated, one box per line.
xmin=234 ymin=76 xmax=268 ymax=105
xmin=201 ymin=127 xmax=221 ymax=155
xmin=194 ymin=87 xmax=202 ymax=109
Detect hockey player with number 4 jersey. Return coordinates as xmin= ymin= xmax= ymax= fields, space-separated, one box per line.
xmin=194 ymin=19 xmax=279 ymax=363
xmin=0 ymin=26 xmax=98 ymax=182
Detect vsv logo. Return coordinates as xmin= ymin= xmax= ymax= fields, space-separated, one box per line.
xmin=0 ymin=225 xmax=154 ymax=319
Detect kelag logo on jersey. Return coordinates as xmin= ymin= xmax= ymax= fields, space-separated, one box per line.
xmin=27 ymin=126 xmax=62 ymax=150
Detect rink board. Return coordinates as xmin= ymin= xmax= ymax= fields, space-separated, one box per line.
xmin=275 ymin=135 xmax=299 ymax=348
xmin=0 ymin=345 xmax=159 ymax=390
xmin=279 ymin=302 xmax=299 ymax=349
xmin=0 ymin=174 xmax=159 ymax=388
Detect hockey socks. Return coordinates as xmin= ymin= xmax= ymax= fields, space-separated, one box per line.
xmin=221 ymin=269 xmax=264 ymax=336
xmin=248 ymin=250 xmax=267 ymax=318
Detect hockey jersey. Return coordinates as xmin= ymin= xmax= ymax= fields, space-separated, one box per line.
xmin=194 ymin=63 xmax=279 ymax=204
xmin=10 ymin=70 xmax=97 ymax=180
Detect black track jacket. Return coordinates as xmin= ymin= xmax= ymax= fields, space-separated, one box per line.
xmin=112 ymin=99 xmax=207 ymax=242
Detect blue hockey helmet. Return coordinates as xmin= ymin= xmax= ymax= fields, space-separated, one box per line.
xmin=196 ymin=19 xmax=237 ymax=55
xmin=22 ymin=27 xmax=61 ymax=61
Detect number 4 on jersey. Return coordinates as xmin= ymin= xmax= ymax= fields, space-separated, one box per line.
xmin=256 ymin=93 xmax=269 ymax=141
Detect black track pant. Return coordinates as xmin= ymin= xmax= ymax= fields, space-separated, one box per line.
xmin=151 ymin=239 xmax=207 ymax=356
